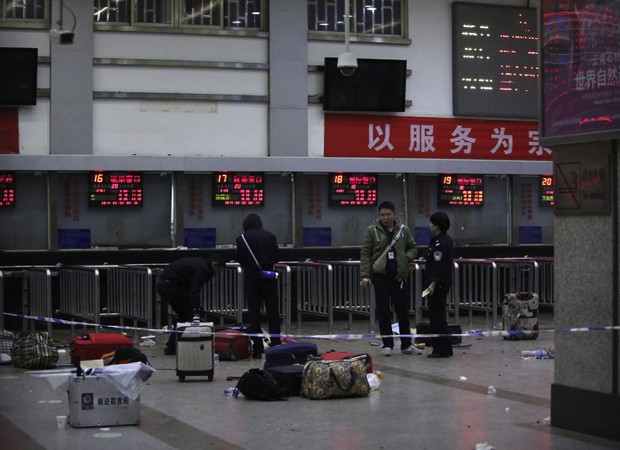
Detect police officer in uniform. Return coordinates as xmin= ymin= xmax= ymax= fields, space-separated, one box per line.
xmin=424 ymin=212 xmax=454 ymax=358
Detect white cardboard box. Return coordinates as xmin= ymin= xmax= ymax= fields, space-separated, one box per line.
xmin=67 ymin=375 xmax=140 ymax=427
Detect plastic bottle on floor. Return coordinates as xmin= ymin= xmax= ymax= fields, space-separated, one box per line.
xmin=521 ymin=350 xmax=551 ymax=359
xmin=224 ymin=387 xmax=239 ymax=398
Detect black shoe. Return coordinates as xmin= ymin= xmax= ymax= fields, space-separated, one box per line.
xmin=164 ymin=346 xmax=176 ymax=356
xmin=427 ymin=353 xmax=451 ymax=359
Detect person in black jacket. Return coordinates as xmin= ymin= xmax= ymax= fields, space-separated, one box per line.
xmin=157 ymin=254 xmax=225 ymax=355
xmin=235 ymin=214 xmax=281 ymax=359
xmin=424 ymin=212 xmax=454 ymax=358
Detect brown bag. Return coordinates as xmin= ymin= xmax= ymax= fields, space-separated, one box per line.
xmin=301 ymin=354 xmax=370 ymax=400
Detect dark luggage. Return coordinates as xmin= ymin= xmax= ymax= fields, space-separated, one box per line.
xmin=236 ymin=368 xmax=288 ymax=401
xmin=176 ymin=321 xmax=214 ymax=381
xmin=414 ymin=322 xmax=462 ymax=346
xmin=502 ymin=292 xmax=539 ymax=340
xmin=215 ymin=329 xmax=252 ymax=361
xmin=263 ymin=342 xmax=318 ymax=370
xmin=320 ymin=350 xmax=374 ymax=373
xmin=70 ymin=333 xmax=133 ymax=364
xmin=266 ymin=365 xmax=304 ymax=397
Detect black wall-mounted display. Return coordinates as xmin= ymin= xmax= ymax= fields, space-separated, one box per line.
xmin=212 ymin=172 xmax=265 ymax=206
xmin=452 ymin=3 xmax=538 ymax=118
xmin=328 ymin=173 xmax=377 ymax=206
xmin=438 ymin=174 xmax=484 ymax=206
xmin=0 ymin=47 xmax=38 ymax=106
xmin=539 ymin=175 xmax=555 ymax=207
xmin=89 ymin=171 xmax=143 ymax=206
xmin=322 ymin=57 xmax=407 ymax=112
xmin=0 ymin=173 xmax=15 ymax=207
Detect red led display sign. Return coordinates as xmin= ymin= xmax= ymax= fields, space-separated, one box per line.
xmin=328 ymin=173 xmax=377 ymax=206
xmin=439 ymin=174 xmax=484 ymax=206
xmin=539 ymin=174 xmax=555 ymax=207
xmin=89 ymin=171 xmax=143 ymax=206
xmin=213 ymin=172 xmax=264 ymax=206
xmin=0 ymin=172 xmax=15 ymax=207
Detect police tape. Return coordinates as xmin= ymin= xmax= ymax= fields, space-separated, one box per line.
xmin=3 ymin=311 xmax=620 ymax=341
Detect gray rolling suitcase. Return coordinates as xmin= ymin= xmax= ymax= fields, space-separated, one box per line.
xmin=176 ymin=321 xmax=214 ymax=381
xmin=502 ymin=292 xmax=539 ymax=340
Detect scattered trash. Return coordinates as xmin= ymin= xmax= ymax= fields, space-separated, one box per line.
xmin=369 ymin=341 xmax=379 ymax=346
xmin=459 ymin=376 xmax=468 ymax=381
xmin=521 ymin=349 xmax=553 ymax=359
xmin=366 ymin=373 xmax=381 ymax=389
xmin=375 ymin=370 xmax=382 ymax=379
xmin=505 ymin=407 xmax=510 ymax=413
xmin=487 ymin=385 xmax=496 ymax=395
xmin=543 ymin=416 xmax=551 ymax=425
xmin=224 ymin=387 xmax=239 ymax=398
xmin=475 ymin=442 xmax=495 ymax=450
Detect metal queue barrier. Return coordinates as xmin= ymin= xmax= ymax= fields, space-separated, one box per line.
xmin=274 ymin=263 xmax=292 ymax=333
xmin=200 ymin=262 xmax=244 ymax=326
xmin=28 ymin=267 xmax=55 ymax=334
xmin=532 ymin=257 xmax=554 ymax=307
xmin=296 ymin=261 xmax=334 ymax=333
xmin=0 ymin=267 xmax=34 ymax=332
xmin=410 ymin=260 xmax=460 ymax=324
xmin=323 ymin=261 xmax=375 ymax=332
xmin=58 ymin=266 xmax=104 ymax=335
xmin=452 ymin=259 xmax=499 ymax=326
xmin=107 ymin=265 xmax=155 ymax=332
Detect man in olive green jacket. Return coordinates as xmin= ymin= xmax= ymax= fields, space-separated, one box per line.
xmin=360 ymin=201 xmax=420 ymax=356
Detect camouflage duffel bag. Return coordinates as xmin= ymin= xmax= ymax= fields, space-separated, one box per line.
xmin=301 ymin=354 xmax=370 ymax=400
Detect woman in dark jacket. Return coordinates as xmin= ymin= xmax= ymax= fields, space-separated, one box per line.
xmin=235 ymin=214 xmax=281 ymax=358
xmin=424 ymin=212 xmax=454 ymax=358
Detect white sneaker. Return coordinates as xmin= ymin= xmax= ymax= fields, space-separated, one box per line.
xmin=381 ymin=347 xmax=392 ymax=357
xmin=401 ymin=346 xmax=422 ymax=355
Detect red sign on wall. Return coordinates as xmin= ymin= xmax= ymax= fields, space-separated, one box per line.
xmin=0 ymin=108 xmax=19 ymax=154
xmin=324 ymin=114 xmax=552 ymax=161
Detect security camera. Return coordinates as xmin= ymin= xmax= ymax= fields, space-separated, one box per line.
xmin=49 ymin=29 xmax=74 ymax=45
xmin=337 ymin=52 xmax=358 ymax=77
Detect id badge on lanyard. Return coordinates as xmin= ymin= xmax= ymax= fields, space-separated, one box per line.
xmin=388 ymin=250 xmax=394 ymax=260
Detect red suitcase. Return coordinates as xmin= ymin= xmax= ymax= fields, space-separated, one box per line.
xmin=70 ymin=333 xmax=134 ymax=363
xmin=214 ymin=329 xmax=252 ymax=361
xmin=320 ymin=351 xmax=374 ymax=374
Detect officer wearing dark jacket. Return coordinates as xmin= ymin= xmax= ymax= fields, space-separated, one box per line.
xmin=424 ymin=212 xmax=454 ymax=358
xmin=235 ymin=214 xmax=281 ymax=358
xmin=157 ymin=254 xmax=225 ymax=355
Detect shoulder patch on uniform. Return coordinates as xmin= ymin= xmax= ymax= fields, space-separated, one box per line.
xmin=433 ymin=251 xmax=443 ymax=262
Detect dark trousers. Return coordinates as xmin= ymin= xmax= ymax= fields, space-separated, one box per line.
xmin=157 ymin=282 xmax=194 ymax=351
xmin=245 ymin=276 xmax=281 ymax=353
xmin=428 ymin=284 xmax=453 ymax=355
xmin=373 ymin=274 xmax=412 ymax=350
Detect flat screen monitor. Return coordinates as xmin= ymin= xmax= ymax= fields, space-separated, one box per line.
xmin=212 ymin=172 xmax=265 ymax=206
xmin=540 ymin=0 xmax=620 ymax=145
xmin=323 ymin=57 xmax=407 ymax=112
xmin=438 ymin=174 xmax=484 ymax=207
xmin=328 ymin=173 xmax=377 ymax=206
xmin=0 ymin=47 xmax=38 ymax=106
xmin=89 ymin=171 xmax=143 ymax=206
xmin=452 ymin=3 xmax=538 ymax=118
xmin=0 ymin=172 xmax=15 ymax=207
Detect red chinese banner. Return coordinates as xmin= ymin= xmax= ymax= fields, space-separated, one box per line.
xmin=324 ymin=114 xmax=552 ymax=161
xmin=0 ymin=108 xmax=19 ymax=154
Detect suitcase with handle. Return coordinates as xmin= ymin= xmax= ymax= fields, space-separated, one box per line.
xmin=215 ymin=329 xmax=252 ymax=361
xmin=176 ymin=321 xmax=214 ymax=381
xmin=502 ymin=292 xmax=539 ymax=340
xmin=263 ymin=342 xmax=318 ymax=370
xmin=70 ymin=333 xmax=134 ymax=364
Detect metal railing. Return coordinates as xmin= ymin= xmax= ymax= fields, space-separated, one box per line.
xmin=58 ymin=266 xmax=106 ymax=334
xmin=296 ymin=261 xmax=334 ymax=333
xmin=200 ymin=262 xmax=245 ymax=325
xmin=274 ymin=263 xmax=292 ymax=333
xmin=327 ymin=260 xmax=375 ymax=332
xmin=453 ymin=259 xmax=499 ymax=325
xmin=107 ymin=265 xmax=154 ymax=331
xmin=27 ymin=267 xmax=55 ymax=334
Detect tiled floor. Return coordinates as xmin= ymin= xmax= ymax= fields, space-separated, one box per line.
xmin=1 ymin=313 xmax=619 ymax=450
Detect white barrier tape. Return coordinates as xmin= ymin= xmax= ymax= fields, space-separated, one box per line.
xmin=3 ymin=312 xmax=620 ymax=341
